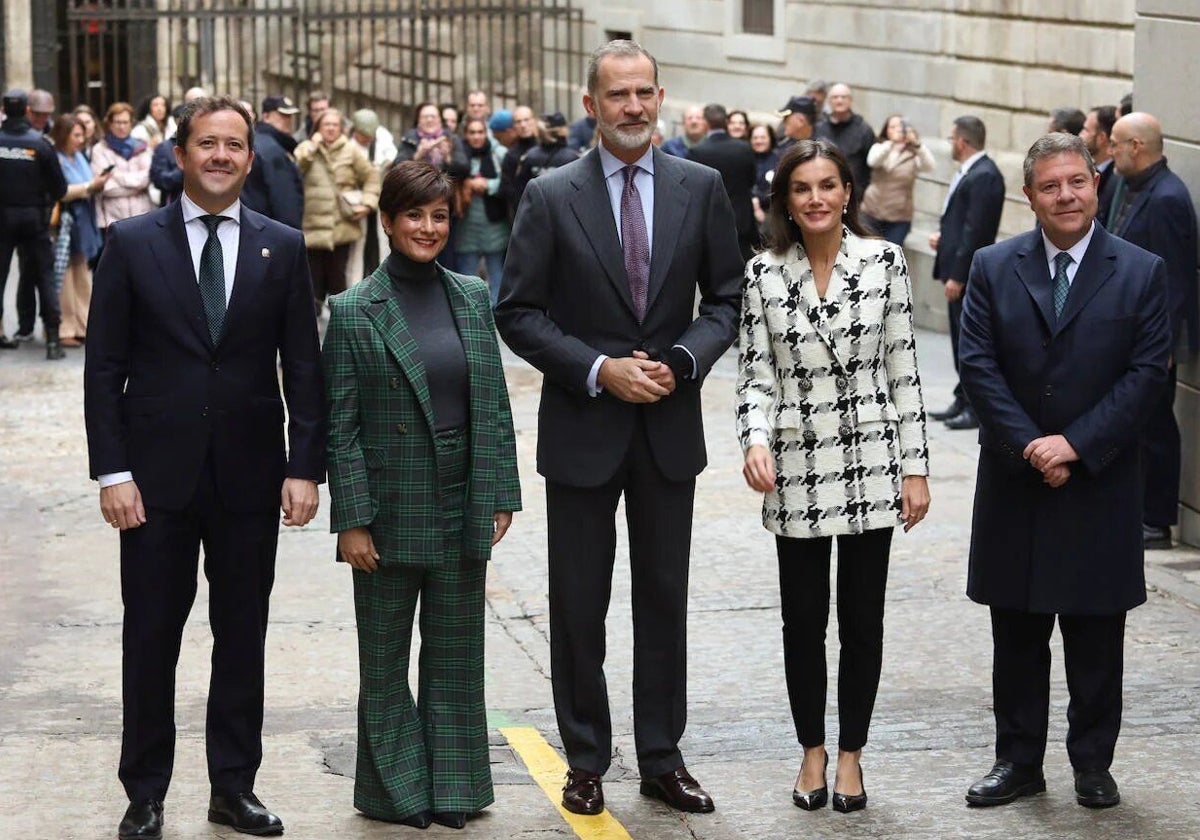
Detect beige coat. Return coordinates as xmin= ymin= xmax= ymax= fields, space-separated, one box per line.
xmin=860 ymin=141 xmax=935 ymax=223
xmin=295 ymin=135 xmax=381 ymax=251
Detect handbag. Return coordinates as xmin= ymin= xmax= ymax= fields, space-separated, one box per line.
xmin=338 ymin=188 xmax=364 ymax=220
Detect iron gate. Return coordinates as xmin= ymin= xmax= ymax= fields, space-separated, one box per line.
xmin=64 ymin=0 xmax=584 ymax=127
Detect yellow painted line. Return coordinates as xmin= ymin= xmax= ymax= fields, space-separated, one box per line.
xmin=500 ymin=726 xmax=635 ymax=840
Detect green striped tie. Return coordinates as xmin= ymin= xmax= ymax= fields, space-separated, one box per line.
xmin=198 ymin=214 xmax=228 ymax=344
xmin=1053 ymin=251 xmax=1073 ymax=320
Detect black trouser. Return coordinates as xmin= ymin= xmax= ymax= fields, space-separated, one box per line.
xmin=1141 ymin=363 xmax=1180 ymax=527
xmin=0 ymin=206 xmax=59 ymax=338
xmin=546 ymin=411 xmax=695 ymax=778
xmin=307 ymin=244 xmax=351 ymax=312
xmin=117 ymin=454 xmax=280 ymax=802
xmin=776 ymin=528 xmax=893 ymax=751
xmin=990 ymin=607 xmax=1126 ymax=771
xmin=947 ymin=293 xmax=966 ymax=403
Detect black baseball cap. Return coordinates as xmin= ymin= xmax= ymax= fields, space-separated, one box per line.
xmin=542 ymin=111 xmax=567 ymax=128
xmin=778 ymin=95 xmax=817 ymax=125
xmin=3 ymin=89 xmax=28 ymax=119
xmin=261 ymin=95 xmax=300 ymax=116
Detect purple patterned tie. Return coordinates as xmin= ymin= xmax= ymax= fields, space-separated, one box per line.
xmin=621 ymin=164 xmax=650 ymax=321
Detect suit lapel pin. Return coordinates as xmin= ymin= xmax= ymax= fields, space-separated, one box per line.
xmin=261 ymin=248 xmax=270 ymax=258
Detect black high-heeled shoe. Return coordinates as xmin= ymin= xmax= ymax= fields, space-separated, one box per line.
xmin=432 ymin=811 xmax=467 ymax=829
xmin=792 ymin=751 xmax=829 ymax=810
xmin=832 ymin=764 xmax=867 ymax=813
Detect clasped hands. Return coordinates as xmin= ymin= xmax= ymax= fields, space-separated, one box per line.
xmin=597 ymin=351 xmax=675 ymax=403
xmin=1023 ymin=434 xmax=1078 ymax=488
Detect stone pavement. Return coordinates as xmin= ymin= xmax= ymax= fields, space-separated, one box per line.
xmin=1 ymin=312 xmax=1199 ymax=839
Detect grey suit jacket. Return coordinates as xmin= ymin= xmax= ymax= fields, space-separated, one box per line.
xmin=495 ymin=146 xmax=743 ymax=486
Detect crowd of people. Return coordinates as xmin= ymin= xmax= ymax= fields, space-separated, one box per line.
xmin=0 ymin=32 xmax=1191 ymax=840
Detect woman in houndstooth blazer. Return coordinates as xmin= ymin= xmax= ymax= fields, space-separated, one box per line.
xmin=324 ymin=162 xmax=520 ymax=829
xmin=736 ymin=140 xmax=930 ymax=813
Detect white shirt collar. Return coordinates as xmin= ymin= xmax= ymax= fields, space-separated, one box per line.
xmin=598 ymin=142 xmax=655 ymax=181
xmin=180 ymin=192 xmax=242 ymax=225
xmin=958 ymin=149 xmax=987 ymax=174
xmin=1042 ymin=220 xmax=1096 ymax=270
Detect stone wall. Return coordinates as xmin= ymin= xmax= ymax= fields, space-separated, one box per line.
xmin=1135 ymin=0 xmax=1200 ymax=544
xmin=575 ymin=0 xmax=1135 ymax=329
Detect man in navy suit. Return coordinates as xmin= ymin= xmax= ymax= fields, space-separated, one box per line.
xmin=958 ymin=133 xmax=1169 ymax=810
xmin=85 ymin=97 xmax=325 ymax=840
xmin=928 ymin=115 xmax=1006 ymax=431
xmin=1108 ymin=112 xmax=1199 ymax=549
xmin=688 ymin=103 xmax=758 ymax=260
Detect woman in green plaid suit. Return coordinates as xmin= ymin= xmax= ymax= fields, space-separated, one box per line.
xmin=324 ymin=161 xmax=521 ymax=830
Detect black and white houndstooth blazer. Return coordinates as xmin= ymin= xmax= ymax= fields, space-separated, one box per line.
xmin=736 ymin=228 xmax=929 ymax=538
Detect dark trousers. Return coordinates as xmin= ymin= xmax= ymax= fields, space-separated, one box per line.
xmin=307 ymin=244 xmax=351 ymax=312
xmin=117 ymin=456 xmax=280 ymax=802
xmin=546 ymin=412 xmax=695 ymax=778
xmin=947 ymin=293 xmax=966 ymax=402
xmin=1142 ymin=364 xmax=1180 ymax=527
xmin=990 ymin=607 xmax=1126 ymax=771
xmin=862 ymin=214 xmax=912 ymax=248
xmin=0 ymin=207 xmax=59 ymax=337
xmin=776 ymin=528 xmax=893 ymax=751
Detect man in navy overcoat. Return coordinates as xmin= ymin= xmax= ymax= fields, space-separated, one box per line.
xmin=958 ymin=133 xmax=1169 ymax=810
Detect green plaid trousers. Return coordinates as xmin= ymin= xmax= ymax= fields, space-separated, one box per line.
xmin=351 ymin=430 xmax=493 ymax=820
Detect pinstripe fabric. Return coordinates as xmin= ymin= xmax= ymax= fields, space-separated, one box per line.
xmin=351 ymin=435 xmax=493 ymax=819
xmin=324 ymin=263 xmax=521 ymax=567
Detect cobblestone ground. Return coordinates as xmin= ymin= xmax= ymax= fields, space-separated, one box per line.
xmin=2 ymin=291 xmax=1199 ymax=838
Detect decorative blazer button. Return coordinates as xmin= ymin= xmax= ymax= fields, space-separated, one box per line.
xmin=835 ymin=375 xmax=848 ymax=392
xmin=799 ymin=377 xmax=813 ymax=392
xmin=803 ymin=430 xmax=817 ymax=444
xmin=390 ymin=377 xmax=400 ymax=389
xmin=839 ymin=422 xmax=853 ymax=436
xmin=396 ymin=423 xmax=407 ymax=434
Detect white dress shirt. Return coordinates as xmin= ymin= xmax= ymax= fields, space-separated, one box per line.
xmin=584 ymin=143 xmax=696 ymax=395
xmin=99 ymin=194 xmax=243 ymax=489
xmin=1041 ymin=220 xmax=1096 ymax=289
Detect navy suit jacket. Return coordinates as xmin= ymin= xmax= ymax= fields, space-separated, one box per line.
xmin=959 ymin=226 xmax=1169 ymax=614
xmin=1110 ymin=162 xmax=1199 ymax=354
xmin=495 ymin=146 xmax=743 ymax=486
xmin=85 ymin=199 xmax=326 ymax=512
xmin=934 ymin=154 xmax=1006 ymax=283
xmin=689 ymin=131 xmax=758 ymax=246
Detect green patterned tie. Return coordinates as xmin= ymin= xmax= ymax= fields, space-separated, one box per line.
xmin=198 ymin=214 xmax=228 ymax=344
xmin=1053 ymin=251 xmax=1073 ymax=320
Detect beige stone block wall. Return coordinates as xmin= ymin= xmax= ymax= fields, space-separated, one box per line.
xmin=3 ymin=0 xmax=33 ymax=90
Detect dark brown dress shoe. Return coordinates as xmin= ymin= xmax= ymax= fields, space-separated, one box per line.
xmin=1075 ymin=769 xmax=1120 ymax=808
xmin=639 ymin=766 xmax=715 ymax=813
xmin=208 ymin=791 xmax=284 ymax=835
xmin=562 ymin=768 xmax=604 ymax=815
xmin=118 ymin=800 xmax=163 ymax=840
xmin=965 ymin=759 xmax=1045 ymax=806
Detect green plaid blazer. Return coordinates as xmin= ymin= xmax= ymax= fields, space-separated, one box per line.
xmin=324 ymin=263 xmax=521 ymax=566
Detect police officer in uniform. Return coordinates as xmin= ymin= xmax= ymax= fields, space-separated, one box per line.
xmin=0 ymin=89 xmax=67 ymax=357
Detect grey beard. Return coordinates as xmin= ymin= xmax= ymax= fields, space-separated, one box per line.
xmin=599 ymin=120 xmax=652 ymax=151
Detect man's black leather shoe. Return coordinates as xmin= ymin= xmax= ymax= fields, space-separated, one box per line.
xmin=0 ymin=334 xmax=17 ymax=349
xmin=562 ymin=768 xmax=604 ymax=815
xmin=118 ymin=800 xmax=163 ymax=840
xmin=1143 ymin=524 xmax=1172 ymax=550
xmin=208 ymin=791 xmax=284 ymax=835
xmin=929 ymin=398 xmax=966 ymax=421
xmin=432 ymin=811 xmax=468 ymax=829
xmin=639 ymin=766 xmax=715 ymax=813
xmin=945 ymin=407 xmax=979 ymax=430
xmin=965 ymin=760 xmax=1045 ymax=806
xmin=1075 ymin=769 xmax=1120 ymax=808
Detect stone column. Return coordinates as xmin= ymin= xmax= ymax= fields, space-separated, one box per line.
xmin=1135 ymin=1 xmax=1200 ymax=544
xmin=3 ymin=0 xmax=33 ymax=90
